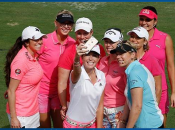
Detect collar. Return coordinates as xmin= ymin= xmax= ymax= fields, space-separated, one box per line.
xmin=139 ymin=51 xmax=150 ymax=61
xmin=149 ymin=28 xmax=160 ymax=42
xmin=81 ymin=65 xmax=102 ymax=82
xmin=125 ymin=60 xmax=140 ymax=76
xmin=22 ymin=46 xmax=37 ymax=62
xmin=52 ymin=31 xmax=69 ymax=45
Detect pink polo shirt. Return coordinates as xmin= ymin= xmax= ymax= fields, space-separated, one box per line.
xmin=139 ymin=51 xmax=162 ymax=77
xmin=38 ymin=31 xmax=76 ymax=94
xmin=98 ymin=56 xmax=126 ymax=108
xmin=6 ymin=46 xmax=43 ymax=116
xmin=148 ymin=28 xmax=168 ymax=90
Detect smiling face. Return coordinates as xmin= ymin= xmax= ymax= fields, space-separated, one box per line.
xmin=139 ymin=16 xmax=157 ymax=31
xmin=26 ymin=38 xmax=43 ymax=54
xmin=116 ymin=51 xmax=136 ymax=68
xmin=75 ymin=29 xmax=93 ymax=44
xmin=104 ymin=38 xmax=120 ymax=55
xmin=82 ymin=51 xmax=100 ymax=70
xmin=129 ymin=32 xmax=147 ymax=51
xmin=55 ymin=21 xmax=73 ymax=36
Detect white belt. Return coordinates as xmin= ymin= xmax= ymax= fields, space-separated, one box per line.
xmin=66 ymin=117 xmax=96 ymax=128
xmin=104 ymin=106 xmax=124 ymax=115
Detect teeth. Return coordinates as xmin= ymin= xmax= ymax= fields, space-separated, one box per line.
xmin=87 ymin=62 xmax=94 ymax=65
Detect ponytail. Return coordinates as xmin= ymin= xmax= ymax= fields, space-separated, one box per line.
xmin=4 ymin=36 xmax=28 ymax=87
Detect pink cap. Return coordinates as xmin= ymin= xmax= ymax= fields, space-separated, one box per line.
xmin=139 ymin=9 xmax=158 ymax=19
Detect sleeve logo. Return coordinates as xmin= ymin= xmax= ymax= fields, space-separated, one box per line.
xmin=15 ymin=69 xmax=21 ymax=75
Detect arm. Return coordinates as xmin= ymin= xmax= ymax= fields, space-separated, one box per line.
xmin=96 ymin=91 xmax=104 ymax=128
xmin=71 ymin=43 xmax=88 ymax=83
xmin=7 ymin=78 xmax=21 ymax=128
xmin=126 ymin=87 xmax=143 ymax=128
xmin=154 ymin=75 xmax=162 ymax=104
xmin=58 ymin=67 xmax=70 ymax=120
xmin=118 ymin=102 xmax=130 ymax=128
xmin=165 ymin=34 xmax=175 ymax=107
xmin=71 ymin=53 xmax=81 ymax=84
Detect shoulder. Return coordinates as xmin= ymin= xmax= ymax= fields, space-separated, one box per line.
xmin=67 ymin=35 xmax=76 ymax=42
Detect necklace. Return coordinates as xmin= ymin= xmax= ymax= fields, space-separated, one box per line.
xmin=137 ymin=52 xmax=145 ymax=61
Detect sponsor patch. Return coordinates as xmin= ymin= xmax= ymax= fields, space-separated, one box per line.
xmin=15 ymin=69 xmax=21 ymax=75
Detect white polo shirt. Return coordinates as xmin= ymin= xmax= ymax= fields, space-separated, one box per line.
xmin=66 ymin=66 xmax=106 ymax=123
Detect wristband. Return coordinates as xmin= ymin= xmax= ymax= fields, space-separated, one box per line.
xmin=120 ymin=120 xmax=127 ymax=125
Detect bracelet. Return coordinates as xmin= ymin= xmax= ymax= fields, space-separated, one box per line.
xmin=74 ymin=61 xmax=80 ymax=65
xmin=120 ymin=120 xmax=127 ymax=125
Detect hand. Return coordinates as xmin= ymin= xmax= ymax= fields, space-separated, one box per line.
xmin=76 ymin=43 xmax=88 ymax=56
xmin=171 ymin=93 xmax=175 ymax=107
xmin=60 ymin=106 xmax=67 ymax=120
xmin=10 ymin=117 xmax=21 ymax=128
xmin=117 ymin=121 xmax=126 ymax=128
xmin=4 ymin=90 xmax=8 ymax=99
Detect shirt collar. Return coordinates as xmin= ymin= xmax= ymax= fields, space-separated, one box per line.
xmin=22 ymin=46 xmax=37 ymax=62
xmin=149 ymin=28 xmax=160 ymax=41
xmin=51 ymin=31 xmax=69 ymax=45
xmin=138 ymin=51 xmax=149 ymax=61
xmin=125 ymin=60 xmax=140 ymax=76
xmin=81 ymin=65 xmax=102 ymax=82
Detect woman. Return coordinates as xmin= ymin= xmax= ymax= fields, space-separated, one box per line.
xmin=37 ymin=9 xmax=76 ymax=128
xmin=58 ymin=17 xmax=106 ymax=120
xmin=4 ymin=26 xmax=45 ymax=128
xmin=138 ymin=6 xmax=175 ymax=127
xmin=111 ymin=40 xmax=164 ymax=128
xmin=127 ymin=26 xmax=162 ymax=104
xmin=98 ymin=28 xmax=126 ymax=128
xmin=63 ymin=44 xmax=105 ymax=128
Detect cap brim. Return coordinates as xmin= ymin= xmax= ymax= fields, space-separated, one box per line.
xmin=57 ymin=18 xmax=74 ymax=23
xmin=127 ymin=30 xmax=145 ymax=39
xmin=33 ymin=33 xmax=47 ymax=40
xmin=110 ymin=47 xmax=126 ymax=54
xmin=139 ymin=14 xmax=154 ymax=19
xmin=75 ymin=26 xmax=91 ymax=32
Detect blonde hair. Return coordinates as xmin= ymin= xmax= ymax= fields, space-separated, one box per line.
xmin=57 ymin=9 xmax=73 ymax=17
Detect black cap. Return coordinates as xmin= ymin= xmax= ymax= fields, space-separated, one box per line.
xmin=56 ymin=14 xmax=74 ymax=23
xmin=110 ymin=43 xmax=137 ymax=54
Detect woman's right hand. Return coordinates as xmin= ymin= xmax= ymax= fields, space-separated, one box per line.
xmin=10 ymin=117 xmax=21 ymax=128
xmin=4 ymin=90 xmax=8 ymax=99
xmin=60 ymin=106 xmax=67 ymax=120
xmin=76 ymin=43 xmax=88 ymax=56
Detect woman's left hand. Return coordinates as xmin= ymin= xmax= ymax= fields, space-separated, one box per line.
xmin=171 ymin=93 xmax=175 ymax=107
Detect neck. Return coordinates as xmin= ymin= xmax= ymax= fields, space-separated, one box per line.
xmin=109 ymin=54 xmax=117 ymax=64
xmin=148 ymin=28 xmax=155 ymax=40
xmin=26 ymin=47 xmax=36 ymax=58
xmin=56 ymin=30 xmax=68 ymax=44
xmin=136 ymin=49 xmax=145 ymax=60
xmin=85 ymin=68 xmax=95 ymax=77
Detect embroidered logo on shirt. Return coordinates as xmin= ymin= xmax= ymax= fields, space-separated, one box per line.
xmin=156 ymin=45 xmax=161 ymax=48
xmin=15 ymin=69 xmax=21 ymax=75
xmin=131 ymin=80 xmax=138 ymax=85
xmin=99 ymin=83 xmax=103 ymax=86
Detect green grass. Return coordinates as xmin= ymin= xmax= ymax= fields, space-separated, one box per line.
xmin=0 ymin=2 xmax=175 ymax=128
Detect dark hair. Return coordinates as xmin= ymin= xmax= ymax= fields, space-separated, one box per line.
xmin=142 ymin=6 xmax=158 ymax=15
xmin=4 ymin=37 xmax=28 ymax=87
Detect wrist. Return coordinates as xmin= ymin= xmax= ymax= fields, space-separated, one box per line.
xmin=120 ymin=120 xmax=127 ymax=125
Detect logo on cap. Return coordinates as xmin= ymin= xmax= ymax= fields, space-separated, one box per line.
xmin=62 ymin=14 xmax=71 ymax=18
xmin=142 ymin=9 xmax=150 ymax=14
xmin=106 ymin=30 xmax=116 ymax=35
xmin=15 ymin=69 xmax=21 ymax=75
xmin=35 ymin=28 xmax=40 ymax=31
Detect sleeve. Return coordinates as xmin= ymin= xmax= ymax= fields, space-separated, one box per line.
xmin=128 ymin=70 xmax=144 ymax=90
xmin=10 ymin=57 xmax=28 ymax=80
xmin=58 ymin=45 xmax=75 ymax=70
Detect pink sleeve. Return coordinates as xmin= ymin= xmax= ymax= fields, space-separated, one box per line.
xmin=10 ymin=58 xmax=28 ymax=80
xmin=58 ymin=46 xmax=75 ymax=70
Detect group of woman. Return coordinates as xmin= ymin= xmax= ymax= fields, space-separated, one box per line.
xmin=4 ymin=6 xmax=175 ymax=128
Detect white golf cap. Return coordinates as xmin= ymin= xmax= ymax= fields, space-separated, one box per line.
xmin=90 ymin=44 xmax=100 ymax=55
xmin=127 ymin=26 xmax=149 ymax=41
xmin=22 ymin=26 xmax=46 ymax=41
xmin=102 ymin=28 xmax=123 ymax=42
xmin=75 ymin=17 xmax=93 ymax=32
